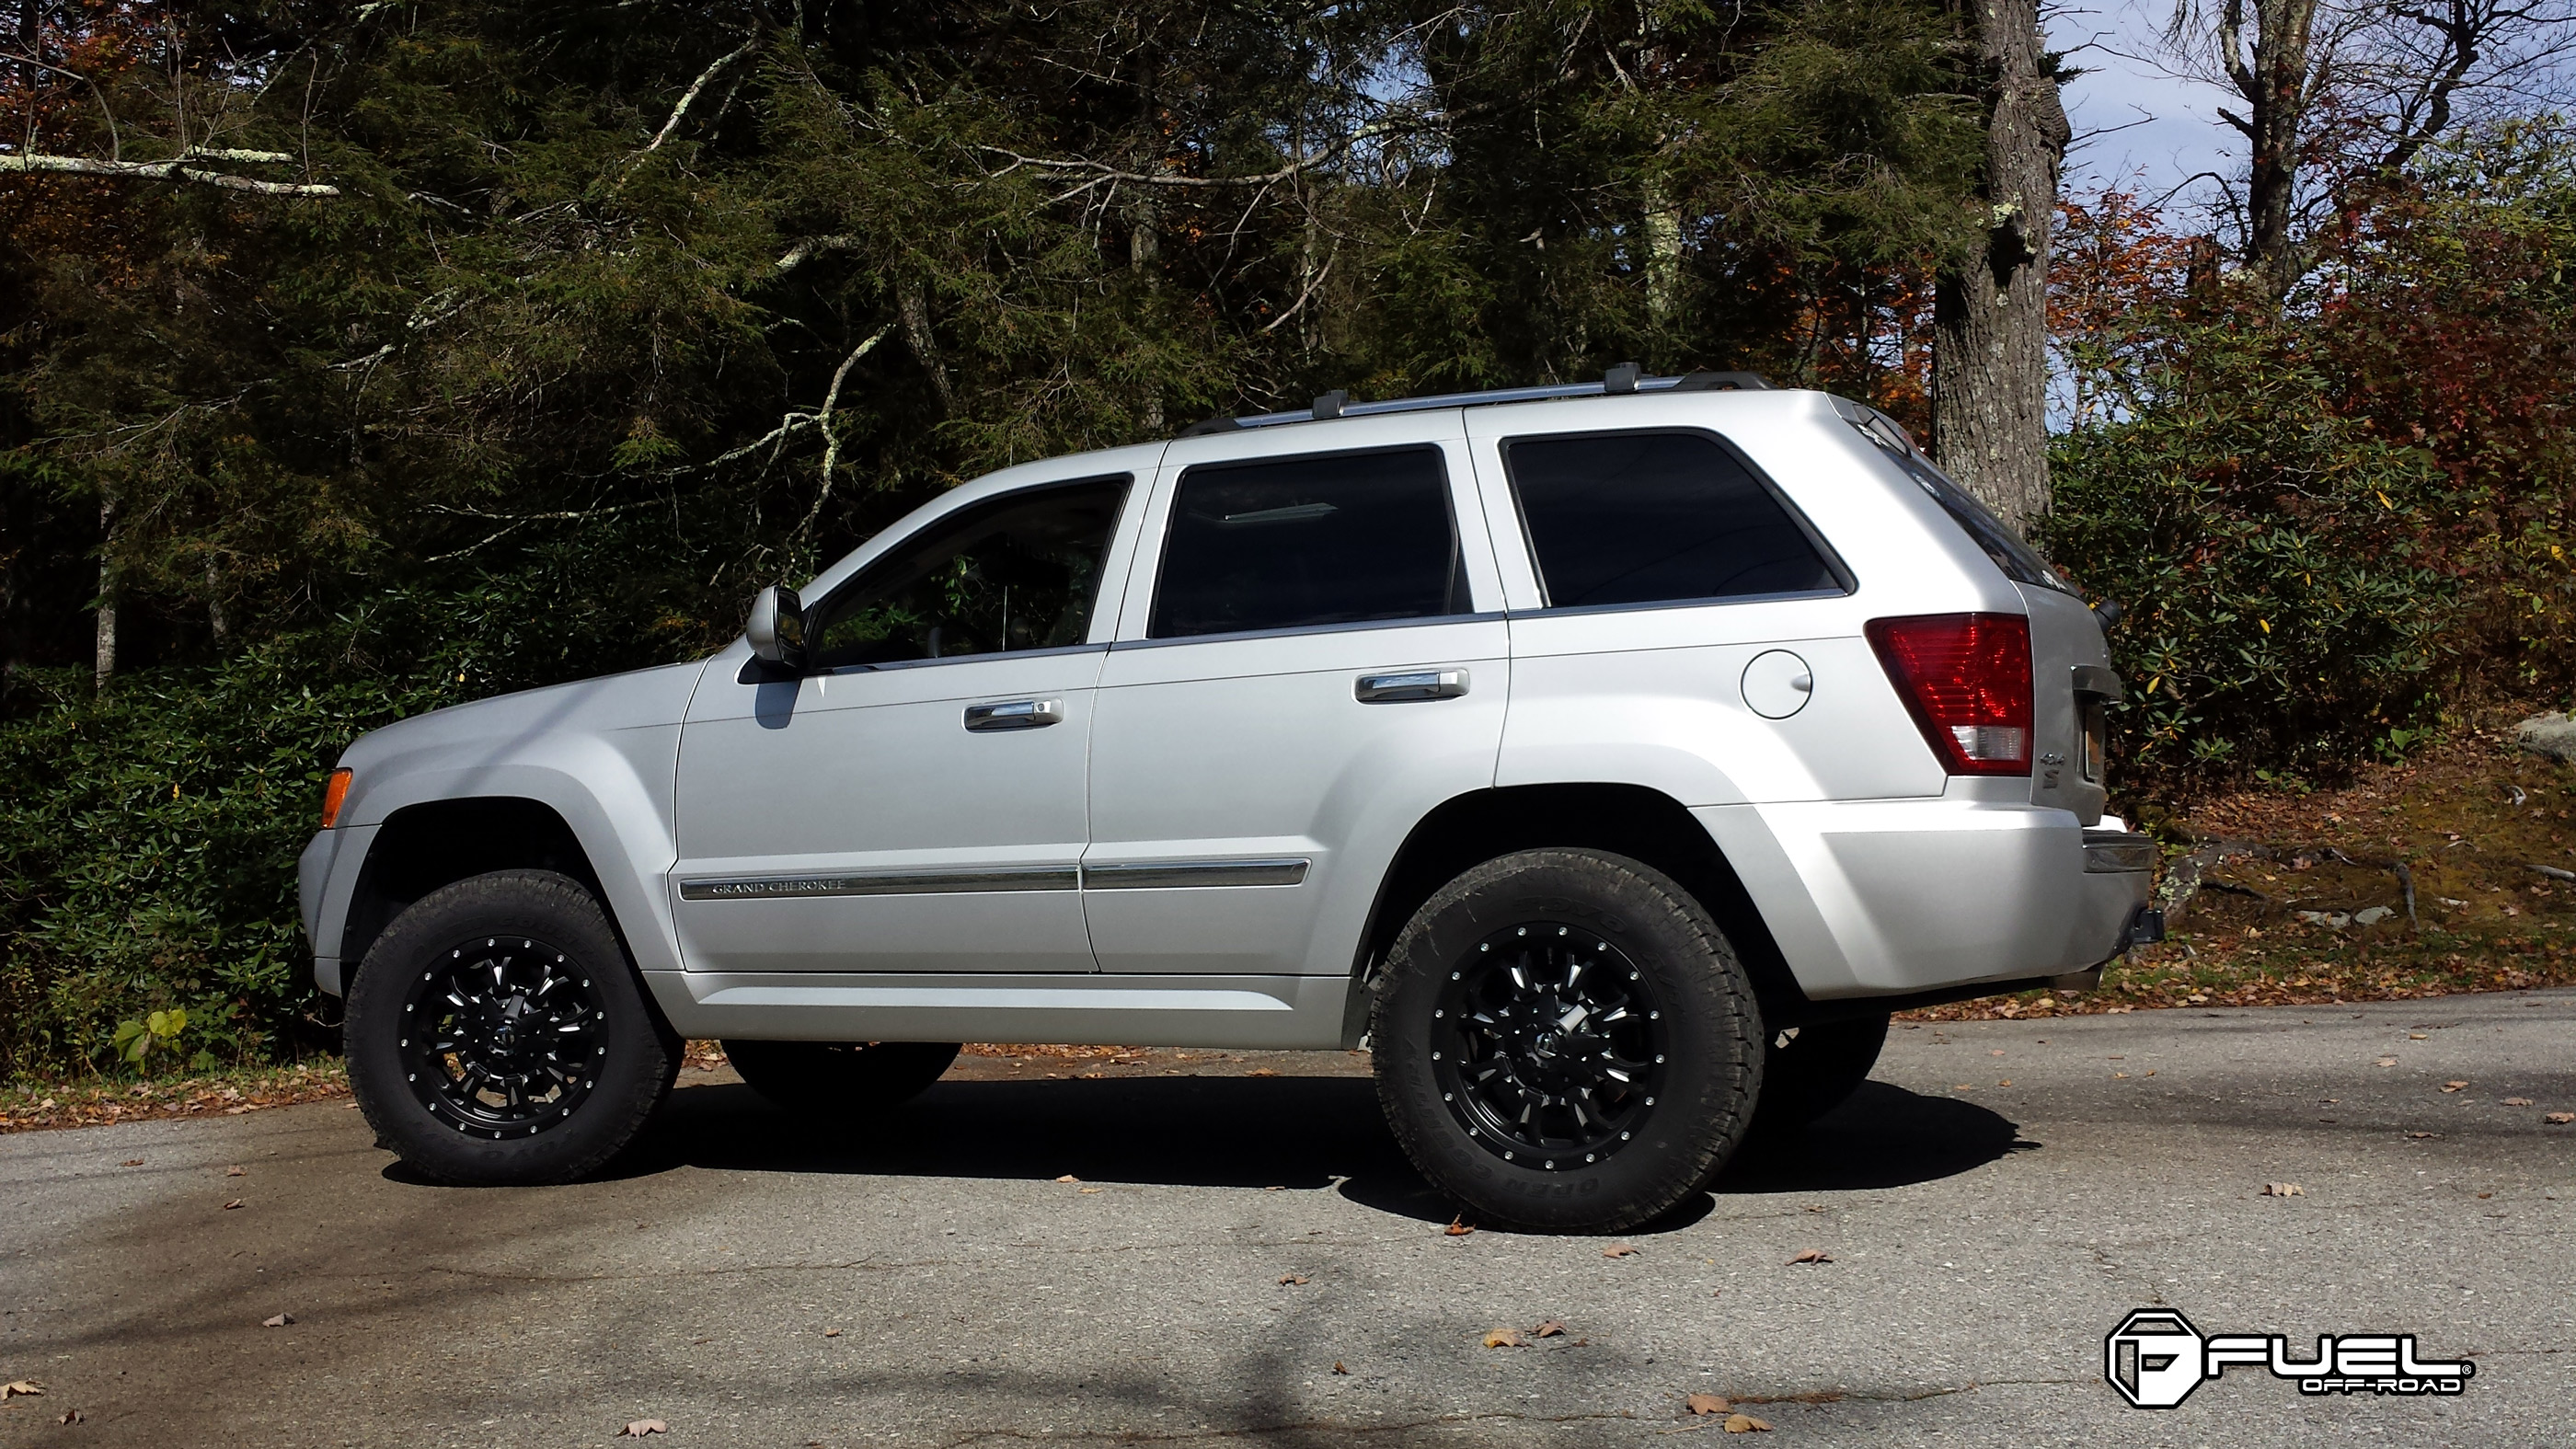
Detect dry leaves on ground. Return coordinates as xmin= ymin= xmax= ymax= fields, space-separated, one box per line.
xmin=1246 ymin=1067 xmax=1279 ymax=1077
xmin=223 ymin=1199 xmax=244 ymax=1210
xmin=2375 ymin=1057 xmax=2399 ymax=1067
xmin=822 ymin=1328 xmax=841 ymax=1338
xmin=119 ymin=1158 xmax=144 ymax=1167
xmin=1332 ymin=1362 xmax=1349 ymax=1374
xmin=1277 ymin=1274 xmax=1309 ymax=1286
xmin=1052 ymin=1174 xmax=1079 ymax=1183
xmin=2260 ymin=1182 xmax=2305 ymax=1197
xmin=2442 ymin=1081 xmax=2469 ymax=1093
xmin=1685 ymin=1393 xmax=1731 ymax=1416
xmin=2 ymin=1381 xmax=42 ymax=1399
xmin=1604 ymin=1244 xmax=1639 ymax=1259
xmin=2504 ymin=1097 xmax=2534 ymax=1106
xmin=1444 ymin=1216 xmax=1475 ymax=1236
xmin=225 ymin=1165 xmax=247 ymax=1176
xmin=1788 ymin=1249 xmax=1834 ymax=1265
xmin=1481 ymin=1328 xmax=1524 ymax=1349
xmin=1533 ymin=1320 xmax=1566 ymax=1339
xmin=1724 ymin=1413 xmax=1773 ymax=1432
xmin=57 ymin=1408 xmax=82 ymax=1425
xmin=620 ymin=1420 xmax=668 ymax=1437
xmin=261 ymin=1314 xmax=293 ymax=1328
xmin=2548 ymin=1112 xmax=2575 ymax=1124
xmin=2407 ymin=1131 xmax=2444 ymax=1139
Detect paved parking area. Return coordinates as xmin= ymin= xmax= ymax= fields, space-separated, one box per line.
xmin=3 ymin=991 xmax=2571 ymax=1447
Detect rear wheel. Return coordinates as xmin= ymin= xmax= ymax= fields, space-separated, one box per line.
xmin=1748 ymin=1013 xmax=1889 ymax=1136
xmin=346 ymin=869 xmax=676 ymax=1186
xmin=1371 ymin=848 xmax=1765 ymax=1234
xmin=722 ymin=1040 xmax=960 ymax=1115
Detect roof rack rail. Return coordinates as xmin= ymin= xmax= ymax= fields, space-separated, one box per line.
xmin=1176 ymin=365 xmax=1774 ymax=438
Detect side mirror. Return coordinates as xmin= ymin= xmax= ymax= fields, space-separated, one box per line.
xmin=745 ymin=584 xmax=807 ymax=669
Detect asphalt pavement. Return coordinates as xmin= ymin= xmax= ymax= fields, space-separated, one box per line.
xmin=3 ymin=990 xmax=2571 ymax=1448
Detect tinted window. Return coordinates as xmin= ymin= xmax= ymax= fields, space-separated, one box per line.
xmin=1505 ymin=432 xmax=1842 ymax=609
xmin=1851 ymin=417 xmax=2077 ymax=597
xmin=1149 ymin=448 xmax=1466 ymax=638
xmin=808 ymin=477 xmax=1127 ymax=669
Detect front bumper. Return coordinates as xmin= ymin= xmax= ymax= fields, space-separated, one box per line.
xmin=297 ymin=823 xmax=376 ymax=997
xmin=1696 ymin=794 xmax=2156 ymax=1001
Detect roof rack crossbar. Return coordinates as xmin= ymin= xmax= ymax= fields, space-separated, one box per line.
xmin=1190 ymin=370 xmax=1774 ymax=435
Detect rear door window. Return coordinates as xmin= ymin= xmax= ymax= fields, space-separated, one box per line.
xmin=1503 ymin=431 xmax=1846 ymax=609
xmin=1149 ymin=447 xmax=1468 ymax=638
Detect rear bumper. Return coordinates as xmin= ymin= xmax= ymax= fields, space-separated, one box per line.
xmin=1696 ymin=792 xmax=2155 ymax=1001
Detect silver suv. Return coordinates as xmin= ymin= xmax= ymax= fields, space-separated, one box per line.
xmin=300 ymin=372 xmax=2156 ymax=1232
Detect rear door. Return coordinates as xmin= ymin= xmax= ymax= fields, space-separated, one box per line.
xmin=1082 ymin=412 xmax=1511 ymax=978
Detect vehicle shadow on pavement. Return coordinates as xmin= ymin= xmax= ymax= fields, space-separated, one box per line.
xmin=510 ymin=1073 xmax=2030 ymax=1232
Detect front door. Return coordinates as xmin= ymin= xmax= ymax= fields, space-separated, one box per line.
xmin=1083 ymin=416 xmax=1512 ymax=979
xmin=672 ymin=474 xmax=1136 ymax=975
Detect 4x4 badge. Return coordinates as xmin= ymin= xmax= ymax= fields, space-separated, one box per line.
xmin=2105 ymin=1308 xmax=2474 ymax=1408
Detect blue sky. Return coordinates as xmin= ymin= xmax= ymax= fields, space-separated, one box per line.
xmin=2049 ymin=0 xmax=2238 ymax=210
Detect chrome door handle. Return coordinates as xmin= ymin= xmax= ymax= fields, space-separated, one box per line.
xmin=1355 ymin=668 xmax=1469 ymax=703
xmin=963 ymin=698 xmax=1064 ymax=731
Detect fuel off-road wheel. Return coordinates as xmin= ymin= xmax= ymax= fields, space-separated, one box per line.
xmin=1370 ymin=848 xmax=1765 ymax=1234
xmin=346 ymin=869 xmax=676 ymax=1186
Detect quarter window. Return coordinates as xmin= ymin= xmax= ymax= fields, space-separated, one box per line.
xmin=807 ymin=477 xmax=1128 ymax=670
xmin=1504 ymin=431 xmax=1842 ymax=609
xmin=1149 ymin=448 xmax=1468 ymax=638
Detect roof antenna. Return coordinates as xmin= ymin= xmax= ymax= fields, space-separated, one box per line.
xmin=1311 ymin=389 xmax=1349 ymax=420
xmin=1604 ymin=362 xmax=1641 ymax=394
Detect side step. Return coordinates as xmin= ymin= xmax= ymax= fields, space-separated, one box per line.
xmin=641 ymin=972 xmax=1357 ymax=1050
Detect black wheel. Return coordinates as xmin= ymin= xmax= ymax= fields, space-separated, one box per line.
xmin=346 ymin=869 xmax=675 ymax=1186
xmin=1370 ymin=848 xmax=1765 ymax=1234
xmin=722 ymin=1040 xmax=960 ymax=1114
xmin=1749 ymin=1014 xmax=1889 ymax=1136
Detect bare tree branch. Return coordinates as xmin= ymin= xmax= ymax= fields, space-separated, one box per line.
xmin=642 ymin=35 xmax=759 ymax=155
xmin=797 ymin=323 xmax=896 ymax=538
xmin=0 ymin=152 xmax=339 ymax=195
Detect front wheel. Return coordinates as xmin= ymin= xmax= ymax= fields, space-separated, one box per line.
xmin=722 ymin=1040 xmax=960 ymax=1115
xmin=346 ymin=869 xmax=676 ymax=1186
xmin=1370 ymin=848 xmax=1765 ymax=1234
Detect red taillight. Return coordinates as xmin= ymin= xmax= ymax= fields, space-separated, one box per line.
xmin=1866 ymin=613 xmax=2034 ymax=776
xmin=320 ymin=767 xmax=352 ymax=829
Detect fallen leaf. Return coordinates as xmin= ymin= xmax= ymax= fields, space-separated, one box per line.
xmin=1603 ymin=1244 xmax=1639 ymax=1259
xmin=1277 ymin=1274 xmax=1309 ymax=1286
xmin=1533 ymin=1319 xmax=1566 ymax=1338
xmin=1685 ymin=1393 xmax=1731 ymax=1416
xmin=223 ymin=1199 xmax=244 ymax=1210
xmin=621 ymin=1420 xmax=668 ymax=1438
xmin=2477 ymin=1191 xmax=2493 ymax=1200
xmin=1997 ymin=1079 xmax=2013 ymax=1087
xmin=1481 ymin=1328 xmax=1524 ymax=1349
xmin=2406 ymin=1132 xmax=2443 ymax=1139
xmin=2 ymin=1381 xmax=42 ymax=1398
xmin=2548 ymin=1112 xmax=2575 ymax=1125
xmin=58 ymin=1408 xmax=82 ymax=1425
xmin=2409 ymin=1032 xmax=2429 ymax=1040
xmin=2503 ymin=1098 xmax=2534 ymax=1106
xmin=2441 ymin=1081 xmax=2468 ymax=1093
xmin=822 ymin=1328 xmax=841 ymax=1338
xmin=226 ymin=1165 xmax=247 ymax=1176
xmin=1077 ymin=1187 xmax=1102 ymax=1195
xmin=119 ymin=1158 xmax=144 ymax=1167
xmin=1723 ymin=1413 xmax=1772 ymax=1432
xmin=1788 ymin=1249 xmax=1834 ymax=1265
xmin=2375 ymin=1057 xmax=2398 ymax=1067
xmin=1332 ymin=1362 xmax=1349 ymax=1375
xmin=1989 ymin=1050 xmax=2006 ymax=1056
xmin=1052 ymin=1174 xmax=1079 ymax=1184
xmin=1246 ymin=1067 xmax=1279 ymax=1077
xmin=2260 ymin=1182 xmax=2304 ymax=1197
xmin=1444 ymin=1216 xmax=1476 ymax=1236
xmin=261 ymin=1314 xmax=293 ymax=1328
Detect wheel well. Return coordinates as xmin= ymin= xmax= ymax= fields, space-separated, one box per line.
xmin=1356 ymin=784 xmax=1809 ymax=1020
xmin=340 ymin=798 xmax=607 ymax=980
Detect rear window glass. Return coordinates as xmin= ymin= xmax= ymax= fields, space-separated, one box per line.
xmin=1503 ymin=431 xmax=1843 ymax=609
xmin=1150 ymin=448 xmax=1468 ymax=638
xmin=1846 ymin=412 xmax=2076 ymax=596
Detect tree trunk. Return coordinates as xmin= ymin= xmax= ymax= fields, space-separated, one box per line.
xmin=896 ymin=280 xmax=955 ymax=417
xmin=94 ymin=496 xmax=117 ymax=691
xmin=2228 ymin=0 xmax=2320 ymax=299
xmin=1933 ymin=0 xmax=2068 ymax=530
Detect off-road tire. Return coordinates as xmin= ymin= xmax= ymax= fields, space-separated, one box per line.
xmin=346 ymin=869 xmax=676 ymax=1186
xmin=1370 ymin=848 xmax=1765 ymax=1234
xmin=721 ymin=1040 xmax=960 ymax=1114
xmin=1749 ymin=1013 xmax=1890 ymax=1136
